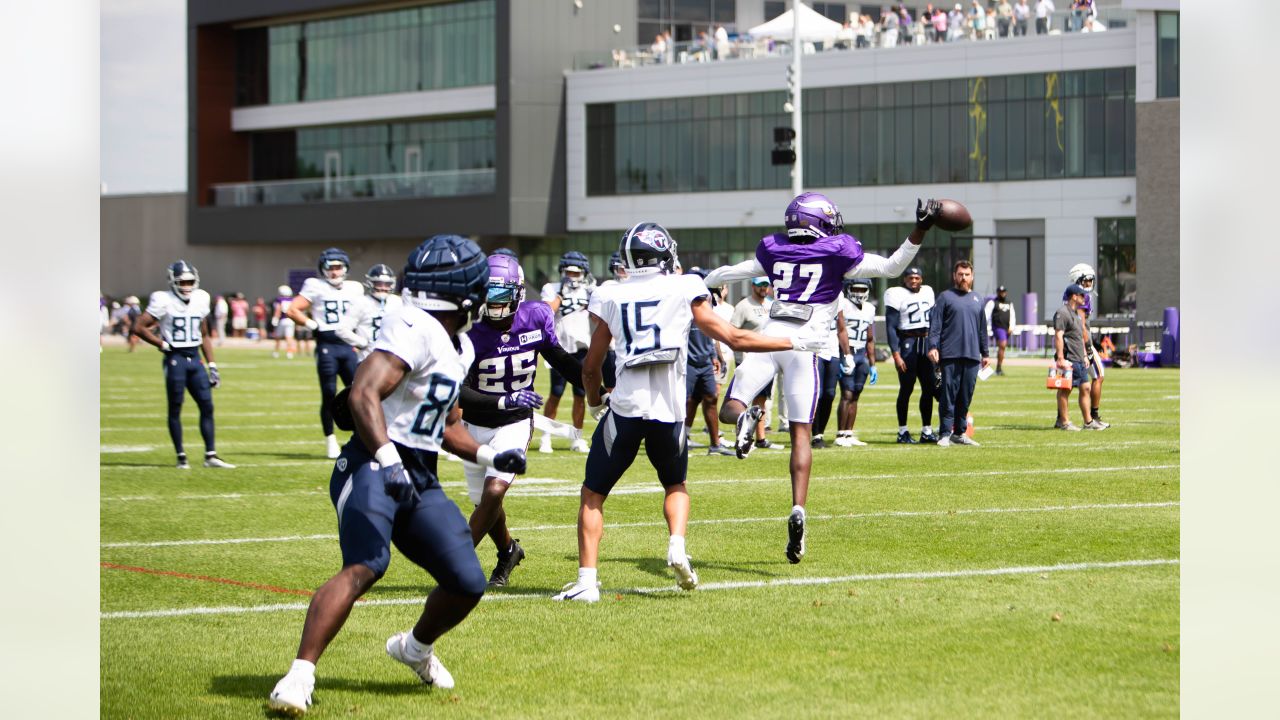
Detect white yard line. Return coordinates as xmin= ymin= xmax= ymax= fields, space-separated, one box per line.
xmin=101 ymin=500 xmax=1178 ymax=547
xmin=99 ymin=558 xmax=1178 ymax=619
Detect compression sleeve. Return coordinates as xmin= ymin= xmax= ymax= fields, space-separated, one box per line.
xmin=704 ymin=258 xmax=765 ymax=288
xmin=459 ymin=384 xmax=501 ymax=413
xmin=846 ymin=238 xmax=920 ymax=279
xmin=885 ymin=307 xmax=902 ymax=353
xmin=542 ymin=342 xmax=586 ymax=391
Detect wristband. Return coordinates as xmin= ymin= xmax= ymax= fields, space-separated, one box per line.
xmin=374 ymin=442 xmax=400 ymax=468
xmin=208 ymin=362 xmax=217 ymax=368
xmin=305 ymin=319 xmax=319 ymax=331
xmin=475 ymin=444 xmax=497 ymax=468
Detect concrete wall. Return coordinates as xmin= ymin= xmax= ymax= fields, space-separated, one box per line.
xmin=1135 ymin=98 xmax=1178 ymax=321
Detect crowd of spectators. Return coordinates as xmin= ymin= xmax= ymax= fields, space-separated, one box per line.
xmin=101 ymin=290 xmax=291 ymax=347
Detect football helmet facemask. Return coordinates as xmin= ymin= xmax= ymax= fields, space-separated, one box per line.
xmin=482 ymin=254 xmax=525 ymax=321
xmin=167 ymin=260 xmax=200 ymax=301
xmin=318 ymin=248 xmax=351 ymax=287
xmin=364 ymin=264 xmax=397 ymax=300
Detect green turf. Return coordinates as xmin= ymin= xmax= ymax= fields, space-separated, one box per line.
xmin=101 ymin=346 xmax=1179 ymax=718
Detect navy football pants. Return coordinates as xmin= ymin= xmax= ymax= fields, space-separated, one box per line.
xmin=162 ymin=351 xmax=214 ymax=454
xmin=316 ymin=339 xmax=358 ymax=436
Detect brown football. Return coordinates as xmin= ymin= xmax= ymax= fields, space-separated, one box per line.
xmin=935 ymin=199 xmax=972 ymax=232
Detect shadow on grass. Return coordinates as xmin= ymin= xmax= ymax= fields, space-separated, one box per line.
xmin=210 ymin=674 xmax=438 ymax=710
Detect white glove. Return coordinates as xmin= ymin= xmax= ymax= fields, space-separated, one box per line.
xmin=305 ymin=319 xmax=319 ymax=331
xmin=790 ymin=334 xmax=827 ymax=353
xmin=840 ymin=354 xmax=856 ymax=375
xmin=588 ymin=392 xmax=610 ymax=421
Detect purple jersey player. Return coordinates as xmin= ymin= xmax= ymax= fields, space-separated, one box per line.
xmin=704 ymin=192 xmax=945 ymax=565
xmin=458 ymin=253 xmax=588 ymax=588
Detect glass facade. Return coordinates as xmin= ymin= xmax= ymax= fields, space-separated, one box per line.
xmin=1096 ymin=218 xmax=1136 ymax=317
xmin=235 ymin=0 xmax=495 ymax=107
xmin=250 ymin=117 xmax=495 ymax=181
xmin=586 ymin=68 xmax=1136 ymax=195
xmin=638 ymin=0 xmax=737 ymax=44
xmin=1156 ymin=13 xmax=1179 ymax=98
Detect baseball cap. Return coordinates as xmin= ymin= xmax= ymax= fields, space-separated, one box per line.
xmin=997 ymin=285 xmax=1007 ymax=292
xmin=751 ymin=276 xmax=770 ymax=286
xmin=1064 ymin=283 xmax=1087 ymax=297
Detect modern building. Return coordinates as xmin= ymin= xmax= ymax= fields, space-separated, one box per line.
xmin=102 ymin=0 xmax=1177 ymax=325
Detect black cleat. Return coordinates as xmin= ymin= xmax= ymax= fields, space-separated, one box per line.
xmin=754 ymin=438 xmax=774 ymax=449
xmin=918 ymin=430 xmax=939 ymax=444
xmin=487 ymin=539 xmax=525 ymax=588
xmin=786 ymin=508 xmax=806 ymax=564
xmin=896 ymin=431 xmax=916 ymax=445
xmin=811 ymin=435 xmax=827 ymax=449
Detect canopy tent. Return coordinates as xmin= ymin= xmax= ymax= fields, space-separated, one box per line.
xmin=747 ymin=3 xmax=844 ymax=43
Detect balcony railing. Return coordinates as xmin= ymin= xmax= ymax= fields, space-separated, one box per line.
xmin=573 ymin=8 xmax=1135 ymax=71
xmin=210 ymin=168 xmax=495 ymax=207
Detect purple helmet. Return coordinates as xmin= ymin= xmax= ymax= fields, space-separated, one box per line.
xmin=784 ymin=192 xmax=844 ymax=240
xmin=481 ymin=253 xmax=525 ymax=321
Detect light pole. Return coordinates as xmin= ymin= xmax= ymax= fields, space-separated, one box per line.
xmin=789 ymin=0 xmax=803 ymax=198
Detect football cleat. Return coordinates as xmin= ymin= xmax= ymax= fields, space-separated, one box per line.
xmin=267 ymin=673 xmax=314 ymax=717
xmin=754 ymin=438 xmax=774 ymax=449
xmin=385 ymin=632 xmax=454 ymax=689
xmin=936 ymin=435 xmax=952 ymax=447
xmin=176 ymin=453 xmax=190 ymax=470
xmin=1055 ymin=421 xmax=1082 ymax=431
xmin=570 ymin=438 xmax=589 ymax=453
xmin=896 ymin=431 xmax=916 ymax=444
xmin=918 ymin=430 xmax=939 ymax=444
xmin=734 ymin=406 xmax=764 ymax=459
xmin=786 ymin=508 xmax=806 ymax=564
xmin=203 ymin=454 xmax=236 ymax=469
xmin=687 ymin=437 xmax=708 ymax=449
xmin=667 ymin=552 xmax=699 ymax=591
xmin=1083 ymin=420 xmax=1109 ymax=431
xmin=487 ymin=540 xmax=526 ymax=588
xmin=707 ymin=444 xmax=735 ymax=456
xmin=951 ymin=434 xmax=979 ymax=446
xmin=810 ymin=435 xmax=827 ymax=449
xmin=552 ymin=580 xmax=601 ymax=603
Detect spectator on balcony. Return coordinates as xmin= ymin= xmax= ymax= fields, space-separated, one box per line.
xmin=931 ymin=8 xmax=948 ymax=43
xmin=857 ymin=14 xmax=875 ymax=47
xmin=947 ymin=4 xmax=966 ymax=41
xmin=898 ymin=6 xmax=914 ymax=41
xmin=1071 ymin=0 xmax=1092 ymax=32
xmin=911 ymin=12 xmax=929 ymax=45
xmin=1081 ymin=15 xmax=1107 ymax=32
xmin=651 ymin=33 xmax=667 ymax=63
xmin=881 ymin=9 xmax=900 ymax=47
xmin=663 ymin=30 xmax=675 ymax=63
xmin=985 ymin=7 xmax=998 ymax=39
xmin=1013 ymin=0 xmax=1031 ymax=35
xmin=1035 ymin=0 xmax=1055 ymax=34
xmin=968 ymin=1 xmax=986 ymax=40
xmin=714 ymin=25 xmax=731 ymax=58
xmin=996 ymin=0 xmax=1014 ymax=37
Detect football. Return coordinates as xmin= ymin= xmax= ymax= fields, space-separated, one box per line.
xmin=935 ymin=199 xmax=972 ymax=232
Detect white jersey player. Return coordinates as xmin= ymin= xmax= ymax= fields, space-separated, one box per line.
xmin=551 ymin=222 xmax=823 ymax=604
xmin=835 ymin=279 xmax=878 ymax=447
xmin=884 ymin=267 xmax=940 ymax=444
xmin=268 ymin=235 xmax=527 ymax=717
xmin=537 ymin=250 xmax=595 ymax=453
xmin=130 ymin=260 xmax=234 ymax=470
xmin=335 ymin=263 xmax=403 ymax=362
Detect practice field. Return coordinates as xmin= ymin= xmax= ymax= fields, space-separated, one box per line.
xmin=101 ymin=346 xmax=1179 ymax=718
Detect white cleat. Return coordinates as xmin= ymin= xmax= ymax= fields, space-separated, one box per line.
xmin=176 ymin=454 xmax=191 ymax=470
xmin=203 ymin=455 xmax=236 ymax=469
xmin=325 ymin=435 xmax=341 ymax=459
xmin=267 ymin=673 xmax=314 ymax=716
xmin=385 ymin=632 xmax=454 ymax=689
xmin=538 ymin=435 xmax=554 ymax=454
xmin=937 ymin=435 xmax=952 ymax=447
xmin=667 ymin=552 xmax=699 ymax=591
xmin=552 ymin=580 xmax=601 ymax=603
xmin=570 ymin=438 xmax=589 ymax=453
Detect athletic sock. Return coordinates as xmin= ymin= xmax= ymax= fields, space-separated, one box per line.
xmin=289 ymin=659 xmax=316 ymax=679
xmin=205 ymin=450 xmax=217 ymax=458
xmin=402 ymin=633 xmax=431 ymax=662
xmin=577 ymin=567 xmax=597 ymax=587
xmin=791 ymin=504 xmax=805 ymax=519
xmin=668 ymin=534 xmax=686 ymax=560
xmin=899 ymin=425 xmax=908 ymax=433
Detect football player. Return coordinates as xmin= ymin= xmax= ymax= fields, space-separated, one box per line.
xmin=271 ymin=285 xmax=297 ymax=359
xmin=131 ymin=261 xmax=234 ymax=469
xmin=835 ymin=278 xmax=878 ymax=447
xmin=286 ymin=248 xmax=366 ymax=458
xmin=810 ymin=293 xmax=852 ymax=450
xmin=335 ymin=264 xmax=403 ymax=362
xmin=705 ymin=194 xmax=939 ymax=564
xmin=985 ymin=285 xmax=1016 ymax=375
xmin=552 ymin=223 xmax=824 ymax=602
xmin=268 ymin=236 xmax=527 ymax=715
xmin=1066 ymin=263 xmax=1110 ymax=427
xmin=538 ymin=250 xmax=594 ymax=453
xmin=884 ymin=266 xmax=940 ymax=444
xmin=683 ymin=268 xmax=734 ymax=455
xmin=458 ymin=253 xmax=589 ymax=588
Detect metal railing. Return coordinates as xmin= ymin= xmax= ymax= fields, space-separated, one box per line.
xmin=574 ymin=8 xmax=1135 ymax=71
xmin=210 ymin=168 xmax=496 ymax=207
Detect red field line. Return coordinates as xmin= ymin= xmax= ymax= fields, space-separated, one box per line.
xmin=101 ymin=561 xmax=315 ymax=597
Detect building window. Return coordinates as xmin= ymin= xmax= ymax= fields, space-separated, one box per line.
xmin=586 ymin=68 xmax=1136 ymax=196
xmin=1096 ymin=218 xmax=1136 ymax=317
xmin=235 ymin=0 xmax=495 ymax=107
xmin=1156 ymin=12 xmax=1179 ymax=98
xmin=638 ymin=0 xmax=736 ymax=43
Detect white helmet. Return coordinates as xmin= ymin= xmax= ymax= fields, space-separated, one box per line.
xmin=277 ymin=285 xmax=293 ymax=297
xmin=1067 ymin=263 xmax=1096 ymax=286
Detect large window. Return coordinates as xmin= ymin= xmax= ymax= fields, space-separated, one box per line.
xmin=235 ymin=0 xmax=495 ymax=106
xmin=250 ymin=117 xmax=495 ymax=181
xmin=1096 ymin=218 xmax=1136 ymax=317
xmin=639 ymin=0 xmax=736 ymax=43
xmin=587 ymin=68 xmax=1136 ymax=195
xmin=1156 ymin=12 xmax=1179 ymax=98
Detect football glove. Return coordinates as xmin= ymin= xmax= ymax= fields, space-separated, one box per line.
xmin=499 ymin=389 xmax=544 ymax=410
xmin=840 ymin=354 xmax=856 ymax=376
xmin=869 ymin=366 xmax=879 ymax=385
xmin=207 ymin=363 xmax=221 ymax=389
xmin=915 ymin=198 xmax=942 ymax=232
xmin=381 ymin=461 xmax=417 ymax=504
xmin=790 ymin=334 xmax=828 ymax=353
xmin=493 ymin=449 xmax=527 ymax=474
xmin=588 ymin=393 xmax=611 ymax=421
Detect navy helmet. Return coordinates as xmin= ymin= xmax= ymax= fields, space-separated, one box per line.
xmin=401 ymin=235 xmax=488 ymax=314
xmin=619 ymin=221 xmax=678 ymax=275
xmin=608 ymin=251 xmax=626 ymax=276
xmin=784 ymin=192 xmax=843 ymax=241
xmin=318 ymin=248 xmax=351 ymax=287
xmin=167 ymin=260 xmax=200 ymax=300
xmin=364 ymin=264 xmax=397 ymax=299
xmin=844 ymin=277 xmax=872 ymax=304
xmin=558 ymin=250 xmax=591 ymax=288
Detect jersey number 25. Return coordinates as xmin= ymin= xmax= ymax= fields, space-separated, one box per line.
xmin=476 ymin=350 xmax=537 ymax=393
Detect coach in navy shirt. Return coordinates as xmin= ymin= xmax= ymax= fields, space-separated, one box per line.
xmin=927 ymin=260 xmax=989 ymax=446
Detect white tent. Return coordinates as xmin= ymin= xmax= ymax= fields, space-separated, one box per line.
xmin=747 ymin=3 xmax=844 ymax=43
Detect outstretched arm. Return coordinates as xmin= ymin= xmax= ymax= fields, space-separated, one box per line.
xmin=704 ymin=258 xmax=765 ymax=288
xmin=845 ymin=199 xmax=939 ymax=279
xmin=691 ymin=298 xmax=792 ymax=352
xmin=582 ymin=314 xmax=612 ymax=407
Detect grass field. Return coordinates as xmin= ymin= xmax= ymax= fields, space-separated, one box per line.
xmin=101 ymin=344 xmax=1179 ymax=718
